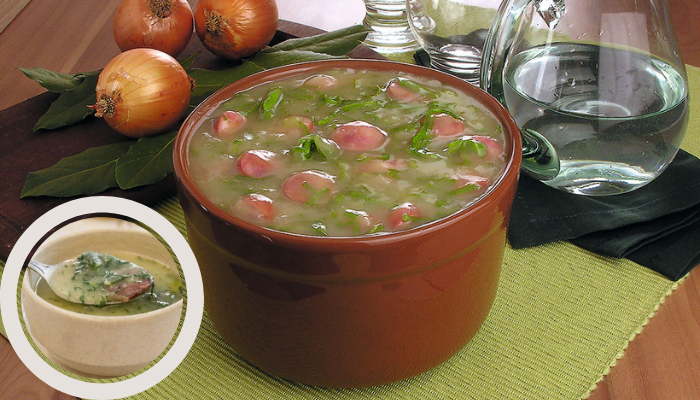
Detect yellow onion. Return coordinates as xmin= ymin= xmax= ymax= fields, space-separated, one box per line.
xmin=91 ymin=48 xmax=192 ymax=138
xmin=194 ymin=0 xmax=279 ymax=60
xmin=113 ymin=0 xmax=194 ymax=57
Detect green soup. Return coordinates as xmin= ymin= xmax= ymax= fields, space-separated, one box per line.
xmin=188 ymin=68 xmax=507 ymax=237
xmin=35 ymin=251 xmax=183 ymax=316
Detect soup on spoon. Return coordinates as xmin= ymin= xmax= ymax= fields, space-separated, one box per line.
xmin=29 ymin=251 xmax=155 ymax=307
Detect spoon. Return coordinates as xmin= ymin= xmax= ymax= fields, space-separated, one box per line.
xmin=28 ymin=252 xmax=154 ymax=306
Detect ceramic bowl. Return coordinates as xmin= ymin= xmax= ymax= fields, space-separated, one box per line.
xmin=173 ymin=59 xmax=522 ymax=387
xmin=21 ymin=223 xmax=183 ymax=378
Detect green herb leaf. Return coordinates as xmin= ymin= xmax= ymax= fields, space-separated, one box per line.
xmin=311 ymin=221 xmax=328 ymax=236
xmin=446 ymin=136 xmax=487 ymax=159
xmin=20 ymin=142 xmax=131 ymax=198
xmin=19 ymin=67 xmax=98 ymax=93
xmin=250 ymin=50 xmax=346 ymax=69
xmin=188 ymin=61 xmax=265 ymax=102
xmin=340 ymin=100 xmax=380 ymax=113
xmin=263 ymin=25 xmax=371 ymax=55
xmin=261 ymin=87 xmax=283 ymax=119
xmin=179 ymin=52 xmax=199 ymax=70
xmin=32 ymin=72 xmax=100 ymax=131
xmin=408 ymin=102 xmax=461 ymax=159
xmin=115 ymin=132 xmax=177 ymax=189
xmin=292 ymin=134 xmax=341 ymax=161
xmin=449 ymin=184 xmax=479 ymax=196
xmin=395 ymin=77 xmax=439 ymax=100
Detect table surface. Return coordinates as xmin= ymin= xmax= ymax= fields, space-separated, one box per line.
xmin=0 ymin=0 xmax=698 ymax=399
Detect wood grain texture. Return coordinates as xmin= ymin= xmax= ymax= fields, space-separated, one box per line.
xmin=0 ymin=338 xmax=72 ymax=399
xmin=0 ymin=0 xmax=697 ymax=399
xmin=0 ymin=0 xmax=30 ymax=34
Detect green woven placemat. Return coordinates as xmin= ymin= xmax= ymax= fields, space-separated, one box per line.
xmin=1 ymin=65 xmax=698 ymax=400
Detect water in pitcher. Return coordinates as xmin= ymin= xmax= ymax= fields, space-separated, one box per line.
xmin=503 ymin=43 xmax=688 ymax=195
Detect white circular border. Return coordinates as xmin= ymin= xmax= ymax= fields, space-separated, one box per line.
xmin=1 ymin=197 xmax=204 ymax=399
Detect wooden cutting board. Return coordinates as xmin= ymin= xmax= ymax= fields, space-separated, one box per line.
xmin=0 ymin=20 xmax=384 ymax=259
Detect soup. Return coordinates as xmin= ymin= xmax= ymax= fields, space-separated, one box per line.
xmin=188 ymin=68 xmax=507 ymax=236
xmin=35 ymin=251 xmax=183 ymax=316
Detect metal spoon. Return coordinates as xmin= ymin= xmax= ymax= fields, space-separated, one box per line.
xmin=28 ymin=257 xmax=154 ymax=306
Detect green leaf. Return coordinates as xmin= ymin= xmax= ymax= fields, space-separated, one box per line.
xmin=263 ymin=25 xmax=371 ymax=56
xmin=19 ymin=68 xmax=99 ymax=93
xmin=446 ymin=136 xmax=487 ymax=158
xmin=408 ymin=102 xmax=461 ymax=159
xmin=395 ymin=77 xmax=439 ymax=100
xmin=261 ymin=87 xmax=283 ymax=119
xmin=291 ymin=134 xmax=341 ymax=161
xmin=115 ymin=132 xmax=177 ymax=190
xmin=179 ymin=52 xmax=199 ymax=70
xmin=33 ymin=72 xmax=100 ymax=131
xmin=340 ymin=100 xmax=380 ymax=113
xmin=250 ymin=50 xmax=345 ymax=69
xmin=188 ymin=61 xmax=265 ymax=101
xmin=20 ymin=142 xmax=132 ymax=198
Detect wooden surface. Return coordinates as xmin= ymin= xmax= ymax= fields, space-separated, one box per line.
xmin=0 ymin=0 xmax=698 ymax=399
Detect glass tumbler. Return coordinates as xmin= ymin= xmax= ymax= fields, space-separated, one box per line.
xmin=482 ymin=0 xmax=689 ymax=195
xmin=362 ymin=0 xmax=421 ymax=53
xmin=407 ymin=0 xmax=501 ymax=84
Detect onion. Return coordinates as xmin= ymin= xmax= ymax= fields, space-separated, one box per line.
xmin=91 ymin=48 xmax=193 ymax=138
xmin=113 ymin=0 xmax=194 ymax=57
xmin=194 ymin=0 xmax=279 ymax=60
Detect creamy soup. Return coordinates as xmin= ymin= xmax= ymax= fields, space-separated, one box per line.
xmin=188 ymin=68 xmax=507 ymax=237
xmin=35 ymin=251 xmax=183 ymax=316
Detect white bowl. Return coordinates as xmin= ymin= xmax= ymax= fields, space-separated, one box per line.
xmin=21 ymin=223 xmax=183 ymax=378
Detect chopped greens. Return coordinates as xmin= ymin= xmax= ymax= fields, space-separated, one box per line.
xmin=292 ymin=134 xmax=341 ymax=161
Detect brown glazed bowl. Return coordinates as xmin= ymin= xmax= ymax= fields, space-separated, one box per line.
xmin=173 ymin=59 xmax=522 ymax=388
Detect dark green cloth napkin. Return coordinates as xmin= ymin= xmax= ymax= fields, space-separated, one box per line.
xmin=507 ymin=150 xmax=700 ymax=281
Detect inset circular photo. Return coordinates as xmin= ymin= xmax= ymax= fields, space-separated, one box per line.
xmin=22 ymin=217 xmax=184 ymax=378
xmin=1 ymin=197 xmax=204 ymax=399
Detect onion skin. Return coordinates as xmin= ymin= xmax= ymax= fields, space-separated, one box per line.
xmin=194 ymin=0 xmax=279 ymax=60
xmin=92 ymin=48 xmax=192 ymax=138
xmin=113 ymin=0 xmax=194 ymax=57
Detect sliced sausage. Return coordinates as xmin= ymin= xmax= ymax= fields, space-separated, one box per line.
xmin=283 ymin=170 xmax=336 ymax=204
xmin=343 ymin=209 xmax=375 ymax=233
xmin=386 ymin=79 xmax=421 ymax=102
xmin=278 ymin=116 xmax=315 ymax=138
xmin=212 ymin=110 xmax=246 ymax=137
xmin=452 ymin=174 xmax=490 ymax=191
xmin=357 ymin=158 xmax=407 ymax=174
xmin=231 ymin=194 xmax=275 ymax=222
xmin=431 ymin=113 xmax=466 ymax=137
xmin=304 ymin=74 xmax=338 ymax=89
xmin=386 ymin=202 xmax=422 ymax=230
xmin=332 ymin=121 xmax=387 ymax=151
xmin=237 ymin=150 xmax=279 ymax=178
xmin=472 ymin=135 xmax=505 ymax=161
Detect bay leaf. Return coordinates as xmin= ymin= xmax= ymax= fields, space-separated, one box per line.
xmin=115 ymin=132 xmax=177 ymax=190
xmin=188 ymin=61 xmax=265 ymax=101
xmin=263 ymin=25 xmax=370 ymax=56
xmin=19 ymin=67 xmax=98 ymax=93
xmin=250 ymin=50 xmax=345 ymax=69
xmin=180 ymin=52 xmax=199 ymax=70
xmin=33 ymin=72 xmax=99 ymax=131
xmin=20 ymin=142 xmax=132 ymax=198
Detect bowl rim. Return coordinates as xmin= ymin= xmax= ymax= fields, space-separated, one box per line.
xmin=22 ymin=227 xmax=184 ymax=322
xmin=173 ymin=59 xmax=522 ymax=249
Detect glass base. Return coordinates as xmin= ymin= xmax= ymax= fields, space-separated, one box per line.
xmin=535 ymin=161 xmax=658 ymax=196
xmin=363 ymin=0 xmax=420 ymax=53
xmin=363 ymin=30 xmax=421 ymax=54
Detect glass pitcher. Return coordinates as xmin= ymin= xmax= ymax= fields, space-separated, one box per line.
xmin=481 ymin=0 xmax=689 ymax=195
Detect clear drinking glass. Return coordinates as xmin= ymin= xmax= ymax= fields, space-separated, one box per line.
xmin=407 ymin=0 xmax=501 ymax=84
xmin=362 ymin=0 xmax=421 ymax=53
xmin=481 ymin=0 xmax=689 ymax=195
